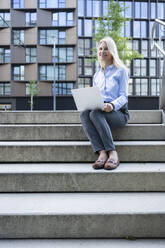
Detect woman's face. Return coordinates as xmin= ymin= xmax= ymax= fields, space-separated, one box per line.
xmin=98 ymin=41 xmax=113 ymax=64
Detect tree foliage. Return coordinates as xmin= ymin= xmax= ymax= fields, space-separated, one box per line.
xmin=93 ymin=0 xmax=143 ymax=66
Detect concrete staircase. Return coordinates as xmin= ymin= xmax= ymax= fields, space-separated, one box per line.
xmin=0 ymin=110 xmax=165 ymax=247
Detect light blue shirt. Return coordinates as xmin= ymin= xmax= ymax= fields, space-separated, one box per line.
xmin=93 ymin=64 xmax=129 ymax=111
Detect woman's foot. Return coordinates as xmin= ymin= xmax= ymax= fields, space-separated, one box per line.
xmin=104 ymin=150 xmax=120 ymax=170
xmin=92 ymin=150 xmax=108 ymax=169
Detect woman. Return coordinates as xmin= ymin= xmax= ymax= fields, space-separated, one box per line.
xmin=80 ymin=36 xmax=129 ymax=170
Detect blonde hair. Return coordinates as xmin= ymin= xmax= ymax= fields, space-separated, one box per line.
xmin=98 ymin=36 xmax=127 ymax=70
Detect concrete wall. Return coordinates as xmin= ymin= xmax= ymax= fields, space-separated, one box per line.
xmin=25 ymin=28 xmax=37 ymax=45
xmin=0 ymin=0 xmax=10 ymax=9
xmin=25 ymin=64 xmax=37 ymax=81
xmin=11 ymin=46 xmax=25 ymax=64
xmin=37 ymin=46 xmax=52 ymax=63
xmin=37 ymin=10 xmax=51 ymax=27
xmin=66 ymin=28 xmax=77 ymax=45
xmin=66 ymin=0 xmax=76 ymax=8
xmin=25 ymin=0 xmax=37 ymax=8
xmin=0 ymin=29 xmax=10 ymax=46
xmin=0 ymin=64 xmax=11 ymax=81
xmin=66 ymin=64 xmax=76 ymax=81
xmin=38 ymin=82 xmax=52 ymax=96
xmin=11 ymin=10 xmax=25 ymax=27
xmin=11 ymin=82 xmax=26 ymax=96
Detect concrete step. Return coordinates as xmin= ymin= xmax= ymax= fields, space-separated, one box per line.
xmin=0 ymin=192 xmax=165 ymax=238
xmin=0 ymin=141 xmax=164 ymax=162
xmin=0 ymin=239 xmax=165 ymax=247
xmin=0 ymin=110 xmax=163 ymax=124
xmin=0 ymin=124 xmax=164 ymax=141
xmin=0 ymin=163 xmax=165 ymax=192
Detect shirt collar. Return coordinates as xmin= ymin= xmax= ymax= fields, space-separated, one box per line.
xmin=101 ymin=64 xmax=115 ymax=72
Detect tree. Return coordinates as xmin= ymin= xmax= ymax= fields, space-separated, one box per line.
xmin=27 ymin=80 xmax=38 ymax=111
xmin=93 ymin=0 xmax=143 ymax=66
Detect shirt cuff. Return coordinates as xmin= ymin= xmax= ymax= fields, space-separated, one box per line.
xmin=110 ymin=102 xmax=115 ymax=110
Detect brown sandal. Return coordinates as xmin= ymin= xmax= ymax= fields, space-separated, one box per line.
xmin=104 ymin=159 xmax=120 ymax=170
xmin=92 ymin=159 xmax=106 ymax=169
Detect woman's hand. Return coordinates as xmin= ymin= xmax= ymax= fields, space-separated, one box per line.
xmin=102 ymin=103 xmax=114 ymax=112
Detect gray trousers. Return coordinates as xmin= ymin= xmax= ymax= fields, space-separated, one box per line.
xmin=80 ymin=109 xmax=129 ymax=153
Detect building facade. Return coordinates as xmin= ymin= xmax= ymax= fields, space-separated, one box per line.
xmin=0 ymin=0 xmax=77 ymax=110
xmin=0 ymin=0 xmax=163 ymax=110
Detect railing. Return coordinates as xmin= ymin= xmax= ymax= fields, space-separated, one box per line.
xmin=151 ymin=19 xmax=165 ymax=110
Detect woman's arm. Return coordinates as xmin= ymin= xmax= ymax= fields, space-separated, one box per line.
xmin=110 ymin=68 xmax=129 ymax=111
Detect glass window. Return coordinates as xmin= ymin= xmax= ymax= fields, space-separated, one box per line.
xmin=103 ymin=0 xmax=109 ymax=16
xmin=134 ymin=2 xmax=140 ymax=18
xmin=151 ymin=46 xmax=157 ymax=58
xmin=84 ymin=59 xmax=93 ymax=75
xmin=151 ymin=79 xmax=160 ymax=96
xmin=0 ymin=48 xmax=10 ymax=63
xmin=59 ymin=65 xmax=65 ymax=80
xmin=78 ymin=39 xmax=84 ymax=56
xmin=13 ymin=30 xmax=24 ymax=45
xmin=86 ymin=0 xmax=92 ymax=17
xmin=125 ymin=2 xmax=132 ymax=18
xmin=38 ymin=0 xmax=65 ymax=8
xmin=150 ymin=60 xmax=156 ymax=77
xmin=13 ymin=65 xmax=25 ymax=80
xmin=12 ymin=0 xmax=24 ymax=8
xmin=26 ymin=47 xmax=36 ymax=63
xmin=26 ymin=83 xmax=30 ymax=95
xmin=78 ymin=58 xmax=83 ymax=75
xmin=141 ymin=40 xmax=148 ymax=57
xmin=150 ymin=21 xmax=159 ymax=39
xmin=134 ymin=59 xmax=140 ymax=76
xmin=85 ymin=39 xmax=91 ymax=56
xmin=59 ymin=48 xmax=66 ymax=62
xmin=0 ymin=12 xmax=10 ymax=27
xmin=47 ymin=0 xmax=58 ymax=8
xmin=135 ymin=78 xmax=141 ymax=95
xmin=67 ymin=12 xmax=74 ymax=26
xmin=141 ymin=21 xmax=147 ymax=37
xmin=0 ymin=83 xmax=11 ymax=96
xmin=134 ymin=59 xmax=147 ymax=77
xmin=78 ymin=19 xmax=82 ymax=36
xmin=132 ymin=40 xmax=139 ymax=52
xmin=39 ymin=65 xmax=66 ymax=80
xmin=158 ymin=3 xmax=164 ymax=19
xmin=59 ymin=12 xmax=66 ymax=26
xmin=67 ymin=47 xmax=74 ymax=62
xmin=52 ymin=13 xmax=58 ymax=26
xmin=125 ymin=21 xmax=131 ymax=37
xmin=141 ymin=79 xmax=148 ymax=95
xmin=56 ymin=82 xmax=74 ymax=95
xmin=26 ymin=12 xmax=37 ymax=26
xmin=128 ymin=78 xmax=133 ymax=95
xmin=78 ymin=0 xmax=84 ymax=17
xmin=93 ymin=0 xmax=100 ymax=17
xmin=59 ymin=0 xmax=65 ymax=8
xmin=39 ymin=30 xmax=65 ymax=45
xmin=141 ymin=2 xmax=148 ymax=19
xmin=141 ymin=59 xmax=147 ymax=76
xmin=150 ymin=3 xmax=156 ymax=19
xmin=84 ymin=19 xmax=92 ymax=36
xmin=134 ymin=21 xmax=146 ymax=38
xmin=59 ymin=31 xmax=65 ymax=44
xmin=134 ymin=21 xmax=140 ymax=37
xmin=78 ymin=77 xmax=92 ymax=88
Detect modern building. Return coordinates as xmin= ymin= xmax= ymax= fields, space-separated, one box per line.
xmin=0 ymin=0 xmax=77 ymax=110
xmin=0 ymin=0 xmax=163 ymax=110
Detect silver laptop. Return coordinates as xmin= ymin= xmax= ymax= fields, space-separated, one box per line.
xmin=72 ymin=87 xmax=104 ymax=111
